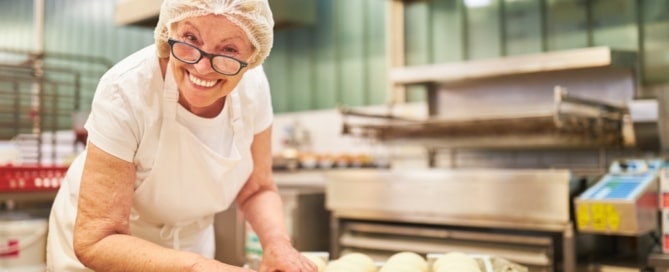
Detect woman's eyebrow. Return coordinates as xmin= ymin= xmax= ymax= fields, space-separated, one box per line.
xmin=179 ymin=21 xmax=200 ymax=34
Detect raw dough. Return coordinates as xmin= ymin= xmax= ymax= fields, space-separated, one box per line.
xmin=383 ymin=252 xmax=428 ymax=272
xmin=302 ymin=253 xmax=327 ymax=272
xmin=339 ymin=252 xmax=377 ymax=272
xmin=324 ymin=259 xmax=367 ymax=272
xmin=433 ymin=252 xmax=480 ymax=272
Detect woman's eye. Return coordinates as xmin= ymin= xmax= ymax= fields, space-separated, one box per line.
xmin=184 ymin=34 xmax=198 ymax=43
xmin=223 ymin=47 xmax=238 ymax=54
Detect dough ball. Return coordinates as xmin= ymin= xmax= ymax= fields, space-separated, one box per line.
xmin=433 ymin=252 xmax=480 ymax=272
xmin=325 ymin=259 xmax=366 ymax=272
xmin=302 ymin=253 xmax=327 ymax=272
xmin=435 ymin=262 xmax=482 ymax=272
xmin=384 ymin=252 xmax=428 ymax=272
xmin=339 ymin=252 xmax=377 ymax=272
xmin=379 ymin=261 xmax=420 ymax=272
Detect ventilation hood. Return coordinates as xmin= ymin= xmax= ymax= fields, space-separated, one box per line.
xmin=114 ymin=0 xmax=316 ymax=29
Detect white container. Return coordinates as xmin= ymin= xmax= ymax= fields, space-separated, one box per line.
xmin=0 ymin=142 xmax=22 ymax=165
xmin=0 ymin=213 xmax=48 ymax=272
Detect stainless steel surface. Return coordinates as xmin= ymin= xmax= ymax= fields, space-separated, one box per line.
xmin=342 ymin=86 xmax=633 ymax=150
xmin=214 ymin=205 xmax=246 ymax=266
xmin=326 ymin=169 xmax=576 ymax=272
xmin=326 ymin=169 xmax=571 ymax=229
xmin=343 ymin=46 xmax=646 ymax=152
xmin=389 ymin=47 xmax=636 ymax=85
xmin=214 ymin=178 xmax=330 ymax=265
xmin=338 ymin=222 xmax=553 ymax=269
xmin=628 ymin=99 xmax=661 ymax=150
xmin=334 ymin=37 xmax=643 ymax=272
xmin=279 ymin=188 xmax=330 ymax=252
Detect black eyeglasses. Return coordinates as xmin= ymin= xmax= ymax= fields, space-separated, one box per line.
xmin=167 ymin=38 xmax=248 ymax=76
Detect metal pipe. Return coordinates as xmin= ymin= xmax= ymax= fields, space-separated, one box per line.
xmin=0 ymin=47 xmax=113 ymax=68
xmin=51 ymin=82 xmax=58 ymax=164
xmin=386 ymin=0 xmax=407 ymax=104
xmin=34 ymin=0 xmax=44 ymax=55
xmin=13 ymin=81 xmax=20 ymax=137
xmin=33 ymin=0 xmax=45 ymax=164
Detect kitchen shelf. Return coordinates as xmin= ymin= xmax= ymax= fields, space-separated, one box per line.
xmin=389 ymin=46 xmax=637 ymax=85
xmin=341 ymin=88 xmax=632 ymax=150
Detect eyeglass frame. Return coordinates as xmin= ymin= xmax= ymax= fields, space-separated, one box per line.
xmin=167 ymin=38 xmax=249 ymax=76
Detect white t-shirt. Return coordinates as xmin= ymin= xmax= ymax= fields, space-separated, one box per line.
xmin=84 ymin=44 xmax=273 ymax=185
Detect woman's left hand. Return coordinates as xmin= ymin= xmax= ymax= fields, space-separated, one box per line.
xmin=258 ymin=240 xmax=317 ymax=272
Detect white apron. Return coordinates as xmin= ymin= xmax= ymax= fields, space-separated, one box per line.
xmin=46 ymin=62 xmax=253 ymax=271
xmin=129 ymin=63 xmax=249 ymax=254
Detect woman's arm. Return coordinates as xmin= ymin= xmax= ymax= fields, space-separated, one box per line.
xmin=235 ymin=125 xmax=316 ymax=272
xmin=73 ymin=143 xmax=246 ymax=272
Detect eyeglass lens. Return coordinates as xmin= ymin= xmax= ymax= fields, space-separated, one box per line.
xmin=171 ymin=42 xmax=242 ymax=75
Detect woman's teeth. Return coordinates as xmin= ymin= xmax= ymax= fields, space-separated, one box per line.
xmin=189 ymin=73 xmax=217 ymax=88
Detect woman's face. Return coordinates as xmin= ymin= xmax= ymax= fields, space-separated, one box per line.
xmin=169 ymin=14 xmax=255 ymax=117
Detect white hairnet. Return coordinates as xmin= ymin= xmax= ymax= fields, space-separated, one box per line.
xmin=154 ymin=0 xmax=274 ymax=69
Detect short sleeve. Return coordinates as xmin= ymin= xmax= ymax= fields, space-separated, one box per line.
xmin=84 ymin=77 xmax=140 ymax=163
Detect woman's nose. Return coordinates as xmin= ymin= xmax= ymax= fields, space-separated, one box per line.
xmin=193 ymin=56 xmax=215 ymax=74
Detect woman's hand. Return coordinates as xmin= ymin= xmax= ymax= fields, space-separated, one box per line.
xmin=258 ymin=240 xmax=317 ymax=272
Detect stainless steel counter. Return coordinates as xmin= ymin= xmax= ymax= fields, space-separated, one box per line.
xmin=326 ymin=169 xmax=571 ymax=231
xmin=325 ymin=169 xmax=575 ymax=272
xmin=273 ymin=171 xmax=327 ymax=189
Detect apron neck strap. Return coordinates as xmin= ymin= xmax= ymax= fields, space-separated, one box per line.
xmin=162 ymin=61 xmax=179 ymax=119
xmin=228 ymin=91 xmax=243 ymax=133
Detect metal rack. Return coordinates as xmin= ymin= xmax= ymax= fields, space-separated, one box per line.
xmin=342 ymin=87 xmax=632 ymax=150
xmin=0 ymin=47 xmax=110 ymax=196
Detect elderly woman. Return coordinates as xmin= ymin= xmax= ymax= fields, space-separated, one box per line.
xmin=46 ymin=0 xmax=316 ymax=271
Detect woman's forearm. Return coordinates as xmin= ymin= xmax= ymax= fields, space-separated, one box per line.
xmin=241 ymin=188 xmax=291 ymax=247
xmin=76 ymin=233 xmax=206 ymax=272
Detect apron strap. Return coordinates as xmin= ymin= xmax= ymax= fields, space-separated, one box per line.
xmin=162 ymin=61 xmax=179 ymax=120
xmin=229 ymin=90 xmax=243 ymax=136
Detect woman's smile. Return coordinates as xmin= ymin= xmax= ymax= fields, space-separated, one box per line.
xmin=187 ymin=71 xmax=220 ymax=88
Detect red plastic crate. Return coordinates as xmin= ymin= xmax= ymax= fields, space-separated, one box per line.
xmin=0 ymin=165 xmax=69 ymax=193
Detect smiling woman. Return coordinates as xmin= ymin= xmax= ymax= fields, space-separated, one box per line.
xmin=165 ymin=14 xmax=255 ymax=117
xmin=45 ymin=1 xmax=317 ymax=272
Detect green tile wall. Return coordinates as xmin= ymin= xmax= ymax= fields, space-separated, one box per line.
xmin=1 ymin=0 xmax=669 ymax=116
